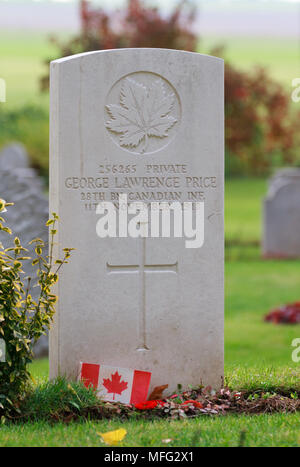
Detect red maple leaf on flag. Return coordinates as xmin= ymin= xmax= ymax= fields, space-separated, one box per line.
xmin=102 ymin=371 xmax=128 ymax=400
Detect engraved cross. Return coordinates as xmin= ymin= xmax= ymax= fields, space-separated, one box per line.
xmin=106 ymin=237 xmax=178 ymax=351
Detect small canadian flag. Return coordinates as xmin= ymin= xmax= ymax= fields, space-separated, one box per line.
xmin=79 ymin=362 xmax=152 ymax=405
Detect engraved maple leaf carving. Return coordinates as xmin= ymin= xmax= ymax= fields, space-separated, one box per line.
xmin=102 ymin=371 xmax=128 ymax=400
xmin=106 ymin=77 xmax=177 ymax=153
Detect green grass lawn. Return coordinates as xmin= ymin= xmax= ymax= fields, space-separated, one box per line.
xmin=226 ymin=260 xmax=300 ymax=370
xmin=0 ymin=413 xmax=298 ymax=447
xmin=225 ymin=178 xmax=266 ymax=244
xmin=0 ymin=31 xmax=58 ymax=109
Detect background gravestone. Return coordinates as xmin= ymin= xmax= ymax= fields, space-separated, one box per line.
xmin=263 ymin=168 xmax=300 ymax=258
xmin=0 ymin=143 xmax=28 ymax=171
xmin=0 ymin=144 xmax=49 ymax=357
xmin=50 ymin=49 xmax=224 ymax=393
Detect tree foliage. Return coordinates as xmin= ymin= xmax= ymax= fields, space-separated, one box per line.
xmin=40 ymin=0 xmax=197 ymax=90
xmin=224 ymin=57 xmax=300 ymax=176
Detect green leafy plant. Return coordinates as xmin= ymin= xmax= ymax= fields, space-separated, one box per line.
xmin=0 ymin=199 xmax=73 ymax=417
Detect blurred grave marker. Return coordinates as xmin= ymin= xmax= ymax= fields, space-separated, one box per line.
xmin=0 ymin=144 xmax=49 ymax=357
xmin=263 ymin=168 xmax=300 ymax=258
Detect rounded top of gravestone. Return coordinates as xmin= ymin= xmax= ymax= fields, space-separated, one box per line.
xmin=0 ymin=144 xmax=29 ymax=171
xmin=266 ymin=167 xmax=300 ymax=200
xmin=270 ymin=167 xmax=300 ymax=182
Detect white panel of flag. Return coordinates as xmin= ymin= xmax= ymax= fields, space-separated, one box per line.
xmin=79 ymin=362 xmax=152 ymax=405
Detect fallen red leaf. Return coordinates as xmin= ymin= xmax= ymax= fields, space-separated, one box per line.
xmin=148 ymin=384 xmax=168 ymax=401
xmin=182 ymin=400 xmax=203 ymax=408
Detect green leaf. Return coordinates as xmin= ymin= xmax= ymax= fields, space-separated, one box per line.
xmin=69 ymin=401 xmax=80 ymax=411
xmin=35 ymin=246 xmax=42 ymax=256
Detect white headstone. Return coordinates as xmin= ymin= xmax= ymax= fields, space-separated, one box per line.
xmin=263 ymin=168 xmax=300 ymax=258
xmin=50 ymin=49 xmax=224 ymax=393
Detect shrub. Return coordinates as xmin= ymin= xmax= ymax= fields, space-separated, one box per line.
xmin=0 ymin=200 xmax=73 ymax=418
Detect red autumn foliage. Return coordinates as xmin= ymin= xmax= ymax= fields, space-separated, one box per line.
xmin=265 ymin=302 xmax=300 ymax=324
xmin=102 ymin=371 xmax=128 ymax=400
xmin=79 ymin=0 xmax=197 ymax=51
xmin=41 ymin=0 xmax=197 ymax=64
xmin=223 ymin=56 xmax=300 ymax=176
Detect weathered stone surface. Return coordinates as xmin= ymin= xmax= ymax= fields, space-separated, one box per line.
xmin=263 ymin=168 xmax=300 ymax=258
xmin=0 ymin=143 xmax=28 ymax=171
xmin=50 ymin=49 xmax=224 ymax=393
xmin=0 ymin=144 xmax=49 ymax=357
